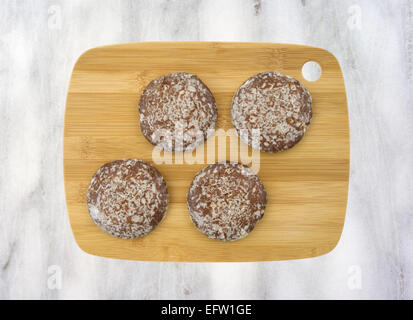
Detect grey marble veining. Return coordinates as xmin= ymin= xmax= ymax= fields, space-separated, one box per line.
xmin=0 ymin=0 xmax=412 ymax=299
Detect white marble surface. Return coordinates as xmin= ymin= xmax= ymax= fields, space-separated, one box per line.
xmin=0 ymin=0 xmax=412 ymax=299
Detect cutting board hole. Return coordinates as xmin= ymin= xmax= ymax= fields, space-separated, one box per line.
xmin=302 ymin=61 xmax=322 ymax=81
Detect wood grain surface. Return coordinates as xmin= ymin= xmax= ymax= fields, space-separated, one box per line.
xmin=64 ymin=42 xmax=349 ymax=262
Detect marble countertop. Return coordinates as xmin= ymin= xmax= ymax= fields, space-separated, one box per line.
xmin=0 ymin=0 xmax=412 ymax=299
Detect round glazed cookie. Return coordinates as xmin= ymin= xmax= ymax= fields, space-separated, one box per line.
xmin=139 ymin=72 xmax=217 ymax=152
xmin=87 ymin=159 xmax=168 ymax=239
xmin=187 ymin=162 xmax=267 ymax=241
xmin=231 ymin=71 xmax=312 ymax=153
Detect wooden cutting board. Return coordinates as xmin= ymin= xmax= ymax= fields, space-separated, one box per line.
xmin=64 ymin=42 xmax=349 ymax=262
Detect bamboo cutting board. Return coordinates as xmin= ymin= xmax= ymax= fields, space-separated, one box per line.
xmin=64 ymin=42 xmax=349 ymax=262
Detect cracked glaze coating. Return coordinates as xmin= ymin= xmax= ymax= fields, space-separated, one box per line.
xmin=231 ymin=71 xmax=312 ymax=152
xmin=139 ymin=72 xmax=217 ymax=152
xmin=187 ymin=162 xmax=267 ymax=241
xmin=87 ymin=159 xmax=168 ymax=239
